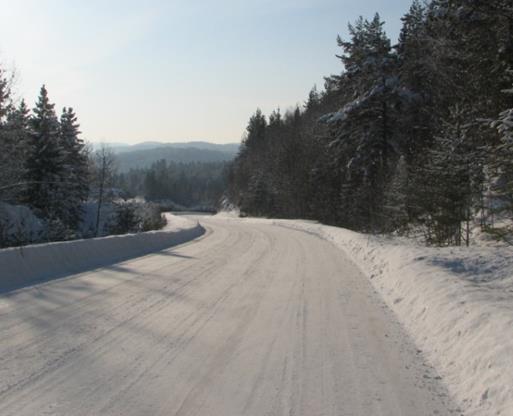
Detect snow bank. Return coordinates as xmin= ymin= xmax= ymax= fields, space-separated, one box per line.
xmin=0 ymin=213 xmax=205 ymax=293
xmin=0 ymin=202 xmax=45 ymax=246
xmin=271 ymin=220 xmax=513 ymax=416
xmin=215 ymin=209 xmax=241 ymax=218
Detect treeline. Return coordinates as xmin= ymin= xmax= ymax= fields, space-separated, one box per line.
xmin=0 ymin=75 xmax=164 ymax=246
xmin=0 ymin=79 xmax=90 ymax=239
xmin=227 ymin=0 xmax=513 ymax=245
xmin=116 ymin=160 xmax=228 ymax=210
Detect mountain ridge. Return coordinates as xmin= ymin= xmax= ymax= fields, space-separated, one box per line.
xmin=102 ymin=141 xmax=239 ymax=172
xmin=91 ymin=141 xmax=240 ymax=154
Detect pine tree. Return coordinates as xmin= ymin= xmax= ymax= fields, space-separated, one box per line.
xmin=59 ymin=107 xmax=89 ymax=229
xmin=336 ymin=14 xmax=394 ymax=94
xmin=243 ymin=109 xmax=267 ymax=151
xmin=1 ymin=100 xmax=31 ymax=202
xmin=234 ymin=109 xmax=269 ymax=215
xmin=24 ymin=85 xmax=66 ymax=223
xmin=0 ymin=66 xmax=11 ymax=123
xmin=491 ymin=81 xmax=513 ymax=219
xmin=395 ymin=1 xmax=439 ymax=225
xmin=110 ymin=202 xmax=140 ymax=235
xmin=305 ymin=85 xmax=320 ymax=111
xmin=396 ymin=0 xmax=434 ymax=149
xmin=0 ymin=68 xmax=18 ymax=202
xmin=328 ymin=14 xmax=401 ymax=230
xmin=144 ymin=170 xmax=161 ymax=200
xmin=224 ymin=1 xmax=513 ymax=245
xmin=420 ymin=105 xmax=480 ymax=245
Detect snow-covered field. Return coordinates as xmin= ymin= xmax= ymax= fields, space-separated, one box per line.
xmin=263 ymin=219 xmax=513 ymax=416
xmin=0 ymin=213 xmax=204 ymax=293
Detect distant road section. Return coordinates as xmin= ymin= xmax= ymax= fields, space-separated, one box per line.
xmin=0 ymin=216 xmax=456 ymax=415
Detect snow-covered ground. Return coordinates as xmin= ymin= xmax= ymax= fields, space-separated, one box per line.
xmin=0 ymin=215 xmax=456 ymax=415
xmin=0 ymin=213 xmax=204 ymax=293
xmin=2 ymin=210 xmax=510 ymax=415
xmin=264 ymin=219 xmax=513 ymax=416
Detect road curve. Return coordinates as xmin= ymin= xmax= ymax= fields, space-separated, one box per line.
xmin=0 ymin=216 xmax=457 ymax=415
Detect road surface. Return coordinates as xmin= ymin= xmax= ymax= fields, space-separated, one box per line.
xmin=0 ymin=216 xmax=457 ymax=415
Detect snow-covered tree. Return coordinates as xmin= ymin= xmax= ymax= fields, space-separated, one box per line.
xmin=418 ymin=105 xmax=482 ymax=245
xmin=491 ymin=81 xmax=513 ymax=218
xmin=326 ymin=14 xmax=401 ymax=230
xmin=224 ymin=0 xmax=513 ymax=245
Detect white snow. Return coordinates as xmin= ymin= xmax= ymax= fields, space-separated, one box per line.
xmin=215 ymin=209 xmax=241 ymax=218
xmin=267 ymin=219 xmax=513 ymax=416
xmin=0 ymin=215 xmax=455 ymax=415
xmin=2 ymin=209 xmax=511 ymax=415
xmin=0 ymin=202 xmax=45 ymax=245
xmin=0 ymin=213 xmax=204 ymax=293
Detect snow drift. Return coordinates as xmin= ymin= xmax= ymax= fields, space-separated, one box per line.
xmin=0 ymin=202 xmax=45 ymax=246
xmin=0 ymin=213 xmax=205 ymax=293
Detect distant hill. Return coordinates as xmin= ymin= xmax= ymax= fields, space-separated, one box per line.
xmin=98 ymin=141 xmax=240 ymax=172
xmin=164 ymin=141 xmax=240 ymax=153
xmin=92 ymin=141 xmax=239 ymax=154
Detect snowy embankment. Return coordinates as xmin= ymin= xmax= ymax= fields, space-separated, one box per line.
xmin=269 ymin=219 xmax=513 ymax=416
xmin=0 ymin=213 xmax=205 ymax=293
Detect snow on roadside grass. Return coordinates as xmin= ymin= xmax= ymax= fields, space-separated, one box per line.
xmin=269 ymin=219 xmax=513 ymax=416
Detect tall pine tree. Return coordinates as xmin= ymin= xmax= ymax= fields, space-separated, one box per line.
xmin=59 ymin=107 xmax=89 ymax=228
xmin=1 ymin=100 xmax=30 ymax=203
xmin=24 ymin=85 xmax=67 ymax=225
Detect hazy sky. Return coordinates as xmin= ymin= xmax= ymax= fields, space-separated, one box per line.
xmin=0 ymin=0 xmax=413 ymax=144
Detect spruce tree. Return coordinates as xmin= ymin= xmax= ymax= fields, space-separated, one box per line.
xmin=395 ymin=1 xmax=438 ymax=224
xmin=59 ymin=107 xmax=89 ymax=229
xmin=0 ymin=68 xmax=16 ymax=201
xmin=0 ymin=66 xmax=11 ymax=123
xmin=420 ymin=105 xmax=480 ymax=245
xmin=24 ymin=85 xmax=66 ymax=223
xmin=491 ymin=81 xmax=513 ymax=219
xmin=305 ymin=85 xmax=320 ymax=111
xmin=1 ymin=100 xmax=30 ymax=203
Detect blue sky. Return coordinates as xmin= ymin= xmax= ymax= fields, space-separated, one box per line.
xmin=0 ymin=0 xmax=413 ymax=144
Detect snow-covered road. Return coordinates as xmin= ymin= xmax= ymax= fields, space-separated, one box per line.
xmin=0 ymin=216 xmax=457 ymax=415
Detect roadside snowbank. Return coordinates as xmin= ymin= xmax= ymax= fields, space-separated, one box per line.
xmin=0 ymin=202 xmax=45 ymax=246
xmin=271 ymin=219 xmax=513 ymax=416
xmin=215 ymin=209 xmax=241 ymax=218
xmin=0 ymin=213 xmax=205 ymax=293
